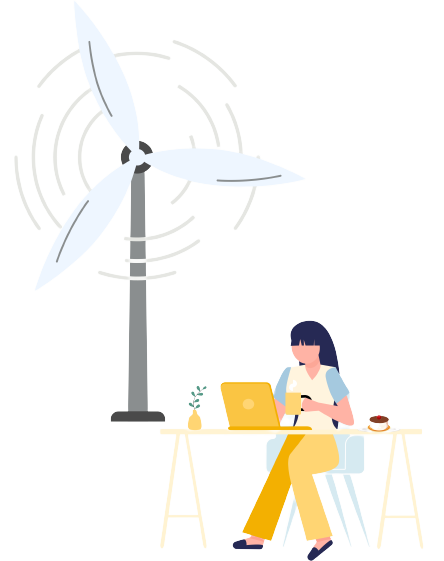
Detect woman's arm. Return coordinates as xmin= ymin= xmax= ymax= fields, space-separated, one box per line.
xmin=275 ymin=399 xmax=286 ymax=422
xmin=308 ymin=396 xmax=355 ymax=427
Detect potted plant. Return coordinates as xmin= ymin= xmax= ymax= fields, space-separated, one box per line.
xmin=188 ymin=386 xmax=207 ymax=430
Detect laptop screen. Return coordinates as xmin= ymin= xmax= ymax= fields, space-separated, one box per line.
xmin=221 ymin=382 xmax=280 ymax=427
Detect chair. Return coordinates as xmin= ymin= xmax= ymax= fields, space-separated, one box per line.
xmin=266 ymin=433 xmax=369 ymax=545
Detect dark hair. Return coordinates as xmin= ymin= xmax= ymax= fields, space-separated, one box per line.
xmin=290 ymin=321 xmax=340 ymax=428
xmin=290 ymin=320 xmax=339 ymax=372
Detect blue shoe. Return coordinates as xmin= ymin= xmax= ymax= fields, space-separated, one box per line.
xmin=233 ymin=539 xmax=263 ymax=549
xmin=307 ymin=540 xmax=333 ymax=560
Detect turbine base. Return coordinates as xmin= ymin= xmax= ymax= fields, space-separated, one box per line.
xmin=111 ymin=411 xmax=165 ymax=422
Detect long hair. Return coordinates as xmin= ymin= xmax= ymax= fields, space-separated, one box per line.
xmin=290 ymin=320 xmax=339 ymax=372
xmin=290 ymin=320 xmax=340 ymax=428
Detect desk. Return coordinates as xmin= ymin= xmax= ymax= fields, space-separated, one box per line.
xmin=160 ymin=429 xmax=422 ymax=549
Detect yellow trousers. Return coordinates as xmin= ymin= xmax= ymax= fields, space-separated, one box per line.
xmin=243 ymin=435 xmax=339 ymax=541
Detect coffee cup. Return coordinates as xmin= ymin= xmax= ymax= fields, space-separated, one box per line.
xmin=286 ymin=393 xmax=312 ymax=415
xmin=286 ymin=392 xmax=301 ymax=415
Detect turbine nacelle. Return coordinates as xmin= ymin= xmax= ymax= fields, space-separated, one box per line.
xmin=121 ymin=142 xmax=152 ymax=175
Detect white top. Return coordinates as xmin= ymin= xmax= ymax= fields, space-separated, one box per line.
xmin=286 ymin=365 xmax=336 ymax=430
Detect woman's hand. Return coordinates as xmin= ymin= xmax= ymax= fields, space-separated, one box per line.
xmin=301 ymin=398 xmax=318 ymax=412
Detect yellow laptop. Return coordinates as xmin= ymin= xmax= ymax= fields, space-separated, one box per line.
xmin=221 ymin=382 xmax=312 ymax=431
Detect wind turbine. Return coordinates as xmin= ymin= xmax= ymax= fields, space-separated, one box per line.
xmin=36 ymin=3 xmax=304 ymax=422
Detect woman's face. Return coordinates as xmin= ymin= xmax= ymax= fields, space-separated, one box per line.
xmin=292 ymin=341 xmax=320 ymax=364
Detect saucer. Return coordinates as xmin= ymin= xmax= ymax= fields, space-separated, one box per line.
xmin=359 ymin=426 xmax=400 ymax=433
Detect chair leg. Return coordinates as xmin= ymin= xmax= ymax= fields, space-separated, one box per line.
xmin=283 ymin=499 xmax=297 ymax=546
xmin=344 ymin=475 xmax=369 ymax=545
xmin=325 ymin=474 xmax=351 ymax=545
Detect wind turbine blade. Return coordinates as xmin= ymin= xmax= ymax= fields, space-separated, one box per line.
xmin=144 ymin=149 xmax=303 ymax=186
xmin=74 ymin=3 xmax=139 ymax=152
xmin=36 ymin=163 xmax=136 ymax=290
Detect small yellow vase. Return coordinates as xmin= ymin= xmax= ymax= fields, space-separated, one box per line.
xmin=188 ymin=409 xmax=202 ymax=430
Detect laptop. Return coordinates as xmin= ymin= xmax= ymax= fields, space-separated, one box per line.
xmin=221 ymin=382 xmax=312 ymax=431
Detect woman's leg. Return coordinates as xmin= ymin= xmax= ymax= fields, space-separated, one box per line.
xmin=242 ymin=435 xmax=305 ymax=541
xmin=288 ymin=435 xmax=339 ymax=542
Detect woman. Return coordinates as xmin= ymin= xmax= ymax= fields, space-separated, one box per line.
xmin=233 ymin=321 xmax=354 ymax=559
